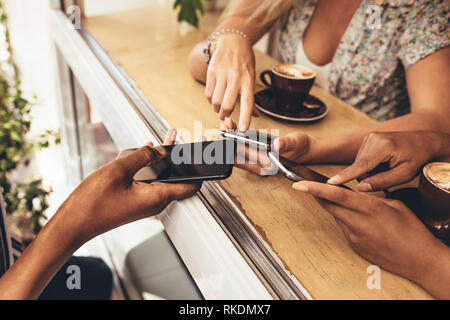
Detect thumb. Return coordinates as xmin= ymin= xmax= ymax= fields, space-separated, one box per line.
xmin=273 ymin=133 xmax=307 ymax=153
xmin=117 ymin=144 xmax=166 ymax=179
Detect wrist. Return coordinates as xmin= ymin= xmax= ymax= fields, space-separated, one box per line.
xmin=295 ymin=135 xmax=317 ymax=163
xmin=429 ymin=131 xmax=450 ymax=161
xmin=0 ymin=208 xmax=86 ymax=299
xmin=302 ymin=135 xmax=358 ymax=164
xmin=204 ymin=28 xmax=251 ymax=64
xmin=46 ymin=206 xmax=90 ymax=251
xmin=411 ymin=239 xmax=450 ymax=299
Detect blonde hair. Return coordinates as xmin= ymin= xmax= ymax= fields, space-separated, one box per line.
xmin=222 ymin=0 xmax=295 ymax=25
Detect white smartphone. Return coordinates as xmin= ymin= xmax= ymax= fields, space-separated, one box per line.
xmin=220 ymin=129 xmax=352 ymax=189
xmin=219 ymin=129 xmax=275 ymax=150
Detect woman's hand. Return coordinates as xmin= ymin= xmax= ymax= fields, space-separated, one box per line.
xmin=293 ymin=181 xmax=450 ymax=299
xmin=328 ymin=131 xmax=450 ymax=191
xmin=187 ymin=1 xmax=280 ymax=130
xmin=205 ymin=34 xmax=259 ymax=131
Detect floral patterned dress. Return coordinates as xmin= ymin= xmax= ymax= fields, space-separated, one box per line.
xmin=277 ymin=0 xmax=449 ymax=121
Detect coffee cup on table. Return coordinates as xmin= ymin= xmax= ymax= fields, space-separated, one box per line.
xmin=260 ymin=64 xmax=316 ymax=114
xmin=418 ymin=162 xmax=450 ymax=242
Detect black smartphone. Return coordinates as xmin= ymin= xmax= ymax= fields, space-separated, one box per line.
xmin=116 ymin=140 xmax=236 ymax=183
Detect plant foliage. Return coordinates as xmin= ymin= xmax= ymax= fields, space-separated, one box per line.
xmin=173 ymin=0 xmax=211 ymax=28
xmin=0 ymin=1 xmax=60 ymax=234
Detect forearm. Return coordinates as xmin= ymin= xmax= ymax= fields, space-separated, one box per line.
xmin=304 ymin=112 xmax=449 ymax=164
xmin=0 ymin=209 xmax=83 ymax=299
xmin=188 ymin=42 xmax=209 ymax=84
xmin=413 ymin=240 xmax=450 ymax=300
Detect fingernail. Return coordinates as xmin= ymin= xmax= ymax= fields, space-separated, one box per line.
xmin=327 ymin=176 xmax=339 ymax=185
xmin=292 ymin=182 xmax=308 ymax=192
xmin=238 ymin=123 xmax=247 ymax=132
xmin=358 ymin=182 xmax=372 ymax=192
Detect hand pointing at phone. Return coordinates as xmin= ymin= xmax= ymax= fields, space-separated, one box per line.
xmin=204 ymin=34 xmax=260 ymax=132
xmin=327 ymin=131 xmax=450 ymax=191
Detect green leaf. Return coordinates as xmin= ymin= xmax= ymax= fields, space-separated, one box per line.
xmin=25 ymin=144 xmax=34 ymax=155
xmin=10 ymin=130 xmax=21 ymax=142
xmin=14 ymin=97 xmax=29 ymax=110
xmin=0 ymin=80 xmax=8 ymax=96
xmin=173 ymin=0 xmax=205 ymax=28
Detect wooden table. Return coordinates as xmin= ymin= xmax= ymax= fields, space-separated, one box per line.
xmin=82 ymin=3 xmax=431 ymax=299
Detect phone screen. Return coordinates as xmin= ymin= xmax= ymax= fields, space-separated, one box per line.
xmin=117 ymin=140 xmax=236 ymax=183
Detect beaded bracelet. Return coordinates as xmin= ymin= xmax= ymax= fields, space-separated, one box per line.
xmin=203 ymin=28 xmax=251 ymax=64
